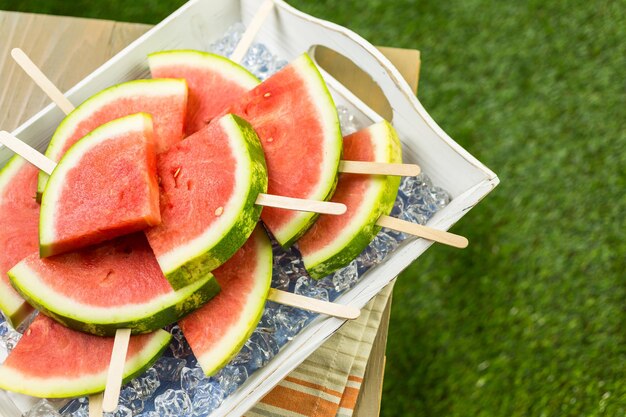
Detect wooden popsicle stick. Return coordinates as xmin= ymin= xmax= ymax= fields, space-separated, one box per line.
xmin=11 ymin=48 xmax=75 ymax=114
xmin=102 ymin=328 xmax=132 ymax=412
xmin=267 ymin=288 xmax=360 ymax=320
xmin=89 ymin=393 xmax=103 ymax=417
xmin=231 ymin=0 xmax=276 ymax=63
xmin=256 ymin=193 xmax=346 ymax=215
xmin=376 ymin=215 xmax=469 ymax=248
xmin=0 ymin=131 xmax=56 ymax=175
xmin=339 ymin=160 xmax=421 ymax=177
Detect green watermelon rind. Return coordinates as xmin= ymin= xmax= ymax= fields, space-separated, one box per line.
xmin=160 ymin=114 xmax=268 ymax=290
xmin=192 ymin=226 xmax=273 ymax=376
xmin=38 ymin=112 xmax=156 ymax=258
xmin=0 ymin=329 xmax=171 ymax=398
xmin=0 ymin=155 xmax=35 ymax=328
xmin=36 ymin=78 xmax=188 ymax=200
xmin=269 ymin=54 xmax=343 ymax=248
xmin=302 ymin=121 xmax=402 ymax=279
xmin=8 ymin=261 xmax=220 ymax=336
xmin=148 ymin=49 xmax=260 ymax=89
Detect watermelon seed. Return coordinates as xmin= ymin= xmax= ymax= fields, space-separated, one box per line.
xmin=173 ymin=167 xmax=181 ymax=178
xmin=215 ymin=206 xmax=224 ymax=216
xmin=264 ymin=92 xmax=271 ymax=98
xmin=267 ymin=137 xmax=274 ymax=143
xmin=101 ymin=270 xmax=115 ymax=285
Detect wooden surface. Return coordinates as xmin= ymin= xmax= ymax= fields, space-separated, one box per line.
xmin=0 ymin=11 xmax=150 ymax=132
xmin=0 ymin=10 xmax=421 ymax=416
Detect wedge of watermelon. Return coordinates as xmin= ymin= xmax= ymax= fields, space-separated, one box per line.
xmin=0 ymin=156 xmax=38 ymax=328
xmin=180 ymin=224 xmax=272 ymax=376
xmin=148 ymin=50 xmax=259 ymax=136
xmin=0 ymin=314 xmax=170 ymax=398
xmin=9 ymin=233 xmax=220 ymax=336
xmin=221 ymin=53 xmax=343 ymax=247
xmin=39 ymin=113 xmax=161 ymax=257
xmin=298 ymin=121 xmax=402 ymax=278
xmin=37 ymin=78 xmax=187 ymax=199
xmin=146 ymin=114 xmax=268 ymax=289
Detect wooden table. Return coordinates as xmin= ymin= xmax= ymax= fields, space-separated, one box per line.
xmin=0 ymin=10 xmax=420 ymax=416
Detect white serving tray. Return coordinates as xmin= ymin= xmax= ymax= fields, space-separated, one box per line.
xmin=0 ymin=0 xmax=499 ymax=415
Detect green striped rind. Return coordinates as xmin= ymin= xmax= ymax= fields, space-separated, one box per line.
xmin=0 ymin=329 xmax=171 ymax=398
xmin=148 ymin=49 xmax=260 ymax=87
xmin=37 ymin=78 xmax=187 ymax=200
xmin=304 ymin=121 xmax=402 ymax=279
xmin=0 ymin=156 xmax=35 ymax=328
xmin=39 ymin=113 xmax=154 ymax=258
xmin=163 ymin=114 xmax=268 ymax=289
xmin=272 ymin=54 xmax=343 ymax=248
xmin=193 ymin=226 xmax=273 ymax=376
xmin=8 ymin=262 xmax=220 ymax=336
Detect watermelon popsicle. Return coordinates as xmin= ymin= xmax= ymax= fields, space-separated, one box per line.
xmin=179 ymin=225 xmax=272 ymax=376
xmin=8 ymin=233 xmax=220 ymax=336
xmin=180 ymin=224 xmax=359 ymax=377
xmin=299 ymin=122 xmax=468 ymax=279
xmin=38 ymin=113 xmax=161 ymax=257
xmin=298 ymin=121 xmax=403 ymax=278
xmin=0 ymin=314 xmax=171 ymax=398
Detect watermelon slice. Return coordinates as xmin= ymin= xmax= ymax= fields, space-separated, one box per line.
xmin=220 ymin=53 xmax=343 ymax=247
xmin=146 ymin=114 xmax=268 ymax=289
xmin=37 ymin=78 xmax=188 ymax=199
xmin=9 ymin=233 xmax=220 ymax=336
xmin=39 ymin=113 xmax=161 ymax=257
xmin=0 ymin=156 xmax=38 ymax=328
xmin=148 ymin=50 xmax=259 ymax=136
xmin=0 ymin=314 xmax=170 ymax=398
xmin=298 ymin=121 xmax=402 ymax=278
xmin=180 ymin=224 xmax=272 ymax=376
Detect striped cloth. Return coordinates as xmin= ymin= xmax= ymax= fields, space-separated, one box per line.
xmin=247 ymin=282 xmax=395 ymax=417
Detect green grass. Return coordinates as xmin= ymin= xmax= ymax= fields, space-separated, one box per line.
xmin=1 ymin=0 xmax=625 ymax=416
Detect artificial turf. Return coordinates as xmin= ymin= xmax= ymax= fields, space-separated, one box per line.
xmin=1 ymin=0 xmax=624 ymax=416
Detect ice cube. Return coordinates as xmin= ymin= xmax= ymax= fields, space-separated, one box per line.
xmin=154 ymin=389 xmax=193 ymax=417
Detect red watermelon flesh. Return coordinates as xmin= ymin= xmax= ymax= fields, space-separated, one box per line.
xmin=0 ymin=314 xmax=171 ymax=398
xmin=39 ymin=113 xmax=161 ymax=257
xmin=147 ymin=121 xmax=236 ymax=256
xmin=149 ymin=50 xmax=259 ymax=136
xmin=180 ymin=225 xmax=272 ymax=375
xmin=0 ymin=157 xmax=38 ymax=328
xmin=220 ymin=53 xmax=342 ymax=247
xmin=9 ymin=232 xmax=220 ymax=336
